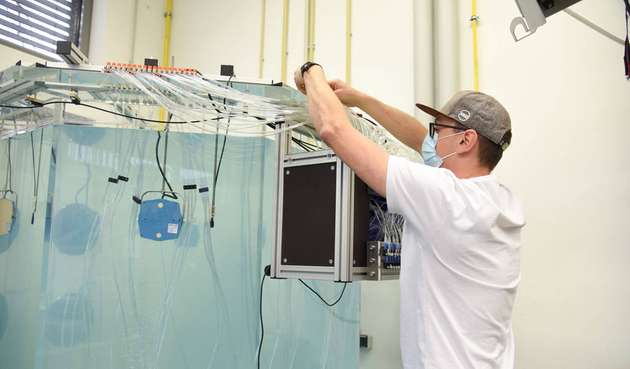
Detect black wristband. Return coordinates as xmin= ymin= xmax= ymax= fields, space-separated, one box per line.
xmin=300 ymin=62 xmax=321 ymax=78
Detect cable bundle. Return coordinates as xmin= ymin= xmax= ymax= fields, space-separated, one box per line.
xmin=0 ymin=68 xmax=420 ymax=160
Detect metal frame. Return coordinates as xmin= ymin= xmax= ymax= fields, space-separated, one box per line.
xmin=272 ymin=127 xmax=399 ymax=282
xmin=338 ymin=158 xmax=353 ymax=281
xmin=0 ymin=80 xmax=44 ymax=105
xmin=272 ymin=126 xmax=341 ymax=280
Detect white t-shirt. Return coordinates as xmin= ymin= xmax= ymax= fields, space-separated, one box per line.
xmin=386 ymin=156 xmax=525 ymax=369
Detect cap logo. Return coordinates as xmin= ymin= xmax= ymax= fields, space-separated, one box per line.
xmin=457 ymin=110 xmax=471 ymax=122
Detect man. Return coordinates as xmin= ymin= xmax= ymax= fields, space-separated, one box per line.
xmin=295 ymin=62 xmax=525 ymax=369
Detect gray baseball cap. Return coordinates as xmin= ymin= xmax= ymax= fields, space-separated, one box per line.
xmin=416 ymin=91 xmax=512 ymax=151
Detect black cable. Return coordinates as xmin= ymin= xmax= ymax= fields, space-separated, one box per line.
xmin=155 ymin=131 xmax=177 ymax=199
xmin=2 ymin=98 xmax=287 ymax=127
xmin=209 ymin=75 xmax=234 ymax=228
xmin=161 ymin=114 xmax=173 ymax=198
xmin=355 ymin=112 xmax=378 ymax=127
xmin=291 ymin=137 xmax=318 ymax=151
xmin=292 ymin=139 xmax=312 ymax=152
xmin=0 ymin=101 xmax=234 ymax=125
xmin=210 ymin=120 xmax=219 ymax=228
xmin=298 ymin=279 xmax=348 ymax=307
xmin=257 ymin=272 xmax=266 ymax=369
xmin=1 ymin=100 xmax=72 ymax=109
xmin=296 ymin=138 xmax=318 ymax=149
xmin=207 ymin=93 xmax=223 ymax=114
xmin=0 ymin=103 xmax=50 ymax=109
xmin=214 ymin=75 xmax=233 ymax=180
xmin=30 ymin=129 xmax=44 ymax=224
xmin=80 ymin=102 xmax=206 ymax=125
xmin=213 ymin=118 xmax=230 ymax=187
xmin=29 ymin=132 xmax=36 ymax=196
xmin=258 ymin=269 xmax=345 ymax=369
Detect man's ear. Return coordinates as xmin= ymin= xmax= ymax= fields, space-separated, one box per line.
xmin=458 ymin=129 xmax=478 ymax=154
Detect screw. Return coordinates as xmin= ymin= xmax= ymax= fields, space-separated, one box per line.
xmin=330 ymin=165 xmax=335 ymax=171
xmin=156 ymin=232 xmax=162 ymax=239
xmin=286 ymin=170 xmax=290 ymax=175
xmin=328 ymin=259 xmax=333 ymax=265
xmin=283 ymin=258 xmax=288 ymax=263
xmin=157 ymin=202 xmax=164 ymax=208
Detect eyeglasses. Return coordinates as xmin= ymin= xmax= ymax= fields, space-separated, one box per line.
xmin=429 ymin=122 xmax=468 ymax=138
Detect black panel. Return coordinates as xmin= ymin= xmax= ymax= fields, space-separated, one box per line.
xmin=144 ymin=58 xmax=159 ymax=67
xmin=281 ymin=163 xmax=337 ymax=266
xmin=353 ymin=177 xmax=370 ymax=268
xmin=359 ymin=334 xmax=370 ymax=348
xmin=220 ymin=64 xmax=235 ymax=77
xmin=537 ymin=0 xmax=582 ymax=17
xmin=56 ymin=41 xmax=71 ymax=55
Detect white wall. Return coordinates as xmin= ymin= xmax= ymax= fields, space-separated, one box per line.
xmin=456 ymin=1 xmax=630 ymax=368
xmin=88 ymin=0 xmax=136 ymax=64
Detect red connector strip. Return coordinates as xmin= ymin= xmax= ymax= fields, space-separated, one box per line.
xmin=104 ymin=62 xmax=199 ymax=75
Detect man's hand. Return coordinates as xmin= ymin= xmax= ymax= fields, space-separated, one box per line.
xmin=296 ymin=65 xmax=427 ymax=154
xmin=291 ymin=63 xmax=389 ymax=197
xmin=294 ymin=64 xmax=324 ymax=95
xmin=329 ymin=79 xmax=365 ymax=107
xmin=332 ymin=79 xmax=428 ymax=152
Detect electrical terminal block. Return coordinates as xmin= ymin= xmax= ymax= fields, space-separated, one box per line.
xmin=381 ymin=242 xmax=401 ymax=270
xmin=104 ymin=62 xmax=198 ymax=75
xmin=365 ymin=241 xmax=401 ymax=281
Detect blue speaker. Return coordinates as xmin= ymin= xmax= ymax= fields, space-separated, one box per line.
xmin=136 ymin=191 xmax=183 ymax=241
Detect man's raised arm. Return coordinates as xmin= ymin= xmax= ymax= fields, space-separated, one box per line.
xmin=330 ymin=79 xmax=428 ymax=152
xmin=295 ymin=65 xmax=389 ymax=197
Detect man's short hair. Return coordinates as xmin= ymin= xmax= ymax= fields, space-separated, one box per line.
xmin=478 ymin=131 xmax=511 ymax=171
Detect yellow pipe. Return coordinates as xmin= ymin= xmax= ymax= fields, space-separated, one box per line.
xmin=345 ymin=0 xmax=352 ymax=85
xmin=280 ymin=0 xmax=290 ymax=83
xmin=159 ymin=0 xmax=173 ymax=128
xmin=311 ymin=0 xmax=316 ymax=61
xmin=162 ymin=0 xmax=173 ymax=68
xmin=259 ymin=0 xmax=266 ymax=78
xmin=471 ymin=0 xmax=479 ymax=91
xmin=306 ymin=0 xmax=316 ymax=61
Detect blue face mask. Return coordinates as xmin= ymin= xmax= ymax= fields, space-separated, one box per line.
xmin=421 ymin=132 xmax=463 ymax=167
